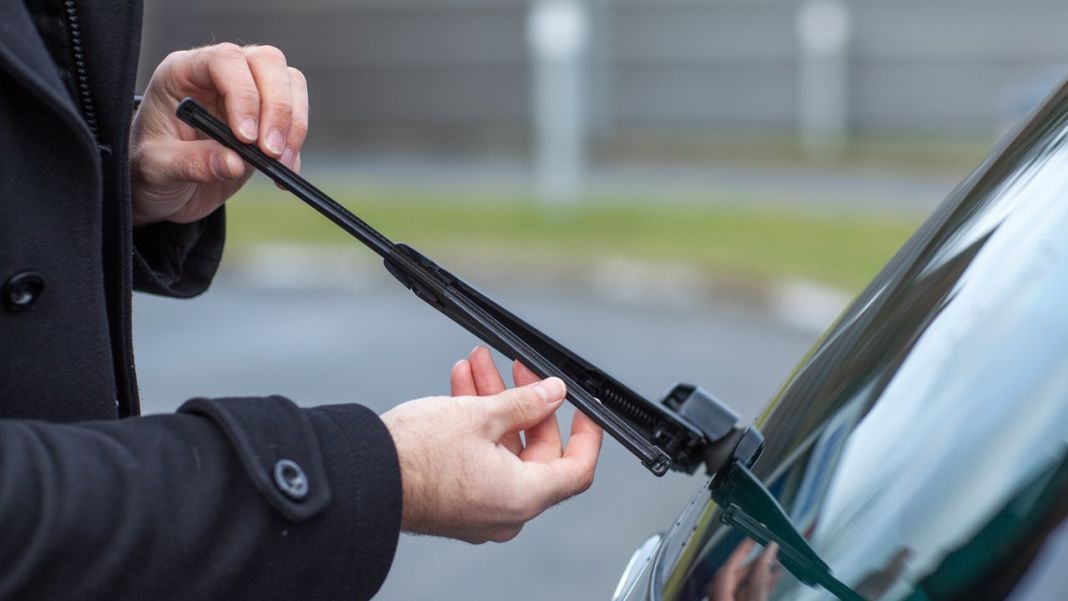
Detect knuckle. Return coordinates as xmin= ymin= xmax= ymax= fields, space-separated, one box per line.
xmin=180 ymin=151 xmax=206 ymax=179
xmin=212 ymin=42 xmax=244 ymax=59
xmin=289 ymin=118 xmax=309 ymax=141
xmin=161 ymin=50 xmax=187 ymax=67
xmin=266 ymin=98 xmax=294 ymax=119
xmin=512 ymin=390 xmax=539 ymax=422
xmin=229 ymin=86 xmax=260 ymax=106
xmin=287 ymin=66 xmax=307 ymax=86
xmin=247 ymin=44 xmax=287 ymax=65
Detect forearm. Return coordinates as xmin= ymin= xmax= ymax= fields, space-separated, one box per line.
xmin=0 ymin=397 xmax=400 ymax=600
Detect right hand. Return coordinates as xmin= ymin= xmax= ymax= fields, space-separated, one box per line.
xmin=709 ymin=540 xmax=781 ymax=601
xmin=380 ymin=347 xmax=602 ymax=544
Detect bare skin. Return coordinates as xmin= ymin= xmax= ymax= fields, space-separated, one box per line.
xmin=127 ymin=45 xmax=604 ymax=545
xmin=130 ymin=43 xmax=309 ymax=225
xmin=381 ymin=347 xmax=604 ymax=543
xmin=709 ymin=540 xmax=781 ymax=601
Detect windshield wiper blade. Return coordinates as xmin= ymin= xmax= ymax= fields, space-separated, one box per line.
xmin=177 ymin=97 xmax=763 ymax=478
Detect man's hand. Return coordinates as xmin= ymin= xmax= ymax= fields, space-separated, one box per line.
xmin=709 ymin=540 xmax=781 ymax=601
xmin=380 ymin=347 xmax=603 ymax=544
xmin=129 ymin=43 xmax=308 ymax=225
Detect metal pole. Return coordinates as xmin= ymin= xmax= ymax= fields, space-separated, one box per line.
xmin=527 ymin=0 xmax=590 ymax=204
xmin=797 ymin=0 xmax=852 ymax=159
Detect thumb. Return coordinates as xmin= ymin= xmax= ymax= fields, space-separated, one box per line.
xmin=147 ymin=139 xmax=247 ymax=185
xmin=486 ymin=377 xmax=566 ymax=437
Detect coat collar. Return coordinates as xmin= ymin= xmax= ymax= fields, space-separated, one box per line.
xmin=0 ymin=0 xmax=94 ymax=146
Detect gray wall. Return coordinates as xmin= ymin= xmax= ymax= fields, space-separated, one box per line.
xmin=139 ymin=0 xmax=1068 ymax=150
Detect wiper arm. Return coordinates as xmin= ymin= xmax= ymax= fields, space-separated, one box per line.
xmin=178 ymin=98 xmax=865 ymax=600
xmin=712 ymin=462 xmax=864 ymax=601
xmin=177 ymin=97 xmax=763 ymax=477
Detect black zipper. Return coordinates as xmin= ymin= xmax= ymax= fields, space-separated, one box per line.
xmin=63 ymin=0 xmax=99 ymax=142
xmin=60 ymin=0 xmax=131 ymax=419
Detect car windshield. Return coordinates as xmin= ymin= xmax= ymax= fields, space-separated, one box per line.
xmin=655 ymin=80 xmax=1068 ymax=601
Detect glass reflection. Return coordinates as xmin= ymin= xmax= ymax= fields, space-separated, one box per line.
xmin=661 ymin=81 xmax=1068 ymax=601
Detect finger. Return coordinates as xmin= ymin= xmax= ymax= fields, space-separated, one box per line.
xmin=537 ymin=408 xmax=602 ymax=502
xmin=244 ymin=45 xmax=293 ymax=157
xmin=485 ymin=378 xmax=565 ymax=439
xmin=767 ymin=565 xmax=783 ymax=598
xmin=711 ymin=539 xmax=755 ymax=600
xmin=747 ymin=543 xmax=779 ymax=601
xmin=469 ymin=346 xmax=507 ymax=396
xmin=174 ymin=43 xmax=261 ymax=143
xmin=563 ymin=408 xmax=602 ymax=465
xmin=516 ymin=361 xmax=562 ymax=462
xmin=450 ymin=359 xmax=477 ymax=397
xmin=282 ymin=67 xmax=309 ymax=169
xmin=511 ymin=361 xmax=540 ymax=388
xmin=469 ymin=347 xmax=522 ymax=453
xmin=149 ymin=139 xmax=246 ymax=184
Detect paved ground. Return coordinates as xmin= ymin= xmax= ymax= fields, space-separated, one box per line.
xmin=133 ymin=268 xmax=818 ymax=600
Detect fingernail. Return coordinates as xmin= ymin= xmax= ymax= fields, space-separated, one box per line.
xmin=211 ymin=154 xmax=232 ymax=180
xmin=226 ymin=152 xmax=244 ymax=178
xmin=239 ymin=118 xmax=257 ymax=142
xmin=281 ymin=147 xmax=295 ymax=169
xmin=471 ymin=345 xmax=483 ymax=355
xmin=267 ymin=129 xmax=285 ymax=155
xmin=533 ymin=378 xmax=563 ymax=405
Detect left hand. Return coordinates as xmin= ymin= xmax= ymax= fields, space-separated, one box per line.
xmin=129 ymin=43 xmax=308 ymax=225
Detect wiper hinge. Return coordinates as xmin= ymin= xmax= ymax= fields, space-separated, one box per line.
xmin=177 ymin=97 xmax=762 ymax=478
xmin=712 ymin=462 xmax=864 ymax=601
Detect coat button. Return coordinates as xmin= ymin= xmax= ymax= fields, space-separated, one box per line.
xmin=273 ymin=459 xmax=309 ymax=501
xmin=3 ymin=272 xmax=44 ymax=312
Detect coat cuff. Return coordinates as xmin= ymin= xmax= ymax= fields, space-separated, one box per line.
xmin=177 ymin=396 xmax=402 ymax=598
xmin=307 ymin=403 xmax=403 ymax=597
xmin=178 ymin=395 xmax=333 ymax=521
xmin=132 ymin=208 xmax=225 ymax=298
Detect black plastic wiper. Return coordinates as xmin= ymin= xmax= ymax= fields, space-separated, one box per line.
xmin=711 ymin=462 xmax=864 ymax=601
xmin=176 ymin=97 xmax=763 ymax=477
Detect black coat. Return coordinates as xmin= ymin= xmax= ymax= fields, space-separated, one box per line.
xmin=0 ymin=0 xmax=401 ymax=598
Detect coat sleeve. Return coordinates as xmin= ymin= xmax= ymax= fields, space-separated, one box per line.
xmin=0 ymin=396 xmax=402 ymax=601
xmin=132 ymin=208 xmax=226 ymax=298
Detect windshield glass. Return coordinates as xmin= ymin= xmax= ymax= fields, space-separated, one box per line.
xmin=658 ymin=80 xmax=1068 ymax=601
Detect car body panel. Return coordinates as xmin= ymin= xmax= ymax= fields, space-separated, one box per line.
xmin=619 ymin=79 xmax=1068 ymax=601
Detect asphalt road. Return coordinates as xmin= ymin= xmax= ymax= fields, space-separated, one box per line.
xmin=133 ymin=267 xmax=818 ymax=600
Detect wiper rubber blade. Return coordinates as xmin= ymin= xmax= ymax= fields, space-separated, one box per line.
xmin=176 ymin=97 xmax=761 ymax=478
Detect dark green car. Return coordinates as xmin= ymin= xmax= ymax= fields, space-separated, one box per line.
xmin=613 ymin=80 xmax=1068 ymax=601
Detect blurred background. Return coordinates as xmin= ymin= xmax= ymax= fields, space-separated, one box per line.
xmin=132 ymin=1 xmax=1068 ymax=598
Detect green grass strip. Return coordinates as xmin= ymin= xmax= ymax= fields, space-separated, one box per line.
xmin=225 ymin=182 xmax=922 ymax=292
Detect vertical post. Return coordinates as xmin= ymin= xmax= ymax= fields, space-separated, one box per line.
xmin=527 ymin=0 xmax=590 ymax=205
xmin=797 ymin=0 xmax=852 ymax=159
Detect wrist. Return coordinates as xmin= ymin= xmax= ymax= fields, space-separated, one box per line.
xmin=380 ymin=411 xmax=426 ymax=533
